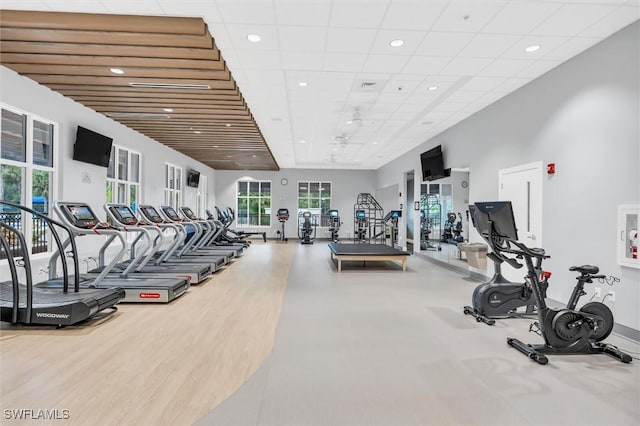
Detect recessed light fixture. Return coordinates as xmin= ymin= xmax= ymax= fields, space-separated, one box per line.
xmin=247 ymin=34 xmax=261 ymax=42
xmin=110 ymin=68 xmax=124 ymax=75
xmin=389 ymin=39 xmax=404 ymax=48
xmin=194 ymin=130 xmax=202 ymax=134
xmin=346 ymin=120 xmax=353 ymax=124
xmin=427 ymin=86 xmax=439 ymax=91
xmin=252 ymin=155 xmax=257 ymax=158
xmin=213 ymin=145 xmax=219 ymax=148
xmin=524 ymin=45 xmax=541 ymax=53
xmin=163 ymin=108 xmax=174 ymax=112
xmin=299 ymin=140 xmax=306 ymax=144
xmin=225 ymin=123 xmax=232 ymax=127
xmin=298 ymin=82 xmax=308 ymax=87
xmin=372 ymin=142 xmax=378 ymax=145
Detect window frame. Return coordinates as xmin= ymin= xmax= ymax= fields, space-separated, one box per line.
xmin=106 ymin=144 xmax=141 ymax=211
xmin=0 ymin=103 xmax=58 ymax=258
xmin=236 ymin=180 xmax=271 ymax=228
xmin=297 ymin=180 xmax=331 ymax=226
xmin=164 ymin=162 xmax=182 ymax=209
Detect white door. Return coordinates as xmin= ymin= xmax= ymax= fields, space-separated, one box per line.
xmin=498 ymin=162 xmax=543 ymax=281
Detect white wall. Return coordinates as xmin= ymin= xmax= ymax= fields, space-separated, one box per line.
xmin=0 ymin=66 xmax=216 ymax=278
xmin=214 ymin=169 xmax=376 ymax=240
xmin=376 ymin=22 xmax=640 ymax=331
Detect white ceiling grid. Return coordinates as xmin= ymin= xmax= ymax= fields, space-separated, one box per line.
xmin=1 ymin=0 xmax=638 ymax=169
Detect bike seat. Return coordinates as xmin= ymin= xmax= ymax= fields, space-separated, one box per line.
xmin=569 ymin=265 xmax=599 ymax=275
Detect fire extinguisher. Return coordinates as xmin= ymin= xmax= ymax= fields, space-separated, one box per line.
xmin=631 ymin=229 xmax=638 ymax=260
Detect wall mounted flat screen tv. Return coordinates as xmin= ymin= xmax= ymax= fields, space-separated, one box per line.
xmin=186 ymin=169 xmax=201 ymax=187
xmin=420 ymin=145 xmax=450 ymax=181
xmin=72 ymin=126 xmax=113 ymax=167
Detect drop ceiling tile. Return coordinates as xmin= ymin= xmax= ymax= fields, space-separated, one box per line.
xmin=543 ymin=37 xmax=602 ymax=61
xmin=531 ymin=4 xmax=618 ymax=36
xmin=493 ymin=77 xmax=530 ymax=93
xmin=235 ymin=49 xmax=283 ymax=69
xmin=209 ymin=25 xmax=233 ymax=50
xmin=325 ymin=28 xmax=378 ymax=53
xmin=439 ymin=57 xmax=493 ymax=76
xmin=481 ymin=1 xmax=561 ymax=34
xmin=460 ymin=76 xmax=505 ymax=91
xmin=395 ymin=103 xmax=428 ymax=114
xmin=0 ymin=0 xmax=49 ymax=11
xmin=432 ymin=0 xmax=506 ymax=33
xmin=375 ymin=92 xmax=410 ymax=104
xmin=477 ymin=59 xmax=534 ymax=77
xmin=362 ymin=55 xmax=410 ymax=73
xmin=323 ymin=53 xmax=368 ymax=72
xmin=459 ymin=33 xmax=522 ymax=58
xmin=383 ymin=76 xmax=425 ymax=94
xmin=33 ymin=0 xmax=108 ymax=12
xmin=216 ymin=0 xmax=277 ymax=24
xmin=330 ymin=0 xmax=388 ymax=28
xmin=517 ymin=60 xmax=562 ymax=79
xmin=401 ymin=56 xmax=452 ymax=75
xmin=434 ymin=101 xmax=471 ymax=112
xmin=501 ymin=35 xmax=569 ymax=60
xmin=445 ymin=90 xmax=486 ymax=104
xmin=99 ymin=0 xmax=165 ymax=14
xmin=579 ymin=5 xmax=639 ymax=38
xmin=224 ymin=24 xmax=280 ymax=50
xmin=278 ymin=26 xmax=327 ymax=52
xmin=369 ymin=29 xmax=428 ymax=56
xmin=381 ymin=0 xmax=449 ymax=30
xmin=274 ymin=1 xmax=331 ymax=26
xmin=414 ymin=32 xmax=474 ymax=56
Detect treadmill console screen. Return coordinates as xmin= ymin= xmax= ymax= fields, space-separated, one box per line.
xmin=112 ymin=206 xmax=137 ymax=225
xmin=163 ymin=207 xmax=180 ymax=221
xmin=182 ymin=207 xmax=197 ymax=220
xmin=356 ymin=210 xmax=366 ymax=219
xmin=67 ymin=205 xmax=98 ymax=228
xmin=140 ymin=207 xmax=163 ymax=223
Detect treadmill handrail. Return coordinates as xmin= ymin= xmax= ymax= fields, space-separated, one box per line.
xmin=52 ymin=201 xmax=127 ymax=286
xmin=103 ymin=203 xmax=155 ymax=275
xmin=0 ymin=200 xmax=77 ymax=293
xmin=0 ymin=224 xmax=21 ymax=323
xmin=137 ymin=205 xmax=184 ymax=263
xmin=0 ymin=221 xmax=34 ymax=323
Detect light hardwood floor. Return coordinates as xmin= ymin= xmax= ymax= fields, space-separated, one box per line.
xmin=0 ymin=242 xmax=292 ymax=425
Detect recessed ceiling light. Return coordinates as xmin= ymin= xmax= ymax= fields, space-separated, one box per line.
xmin=298 ymin=82 xmax=308 ymax=87
xmin=247 ymin=34 xmax=261 ymax=42
xmin=524 ymin=45 xmax=541 ymax=53
xmin=163 ymin=108 xmax=174 ymax=112
xmin=252 ymin=155 xmax=257 ymax=158
xmin=372 ymin=142 xmax=378 ymax=145
xmin=225 ymin=123 xmax=232 ymax=127
xmin=389 ymin=39 xmax=404 ymax=48
xmin=346 ymin=120 xmax=353 ymax=124
xmin=299 ymin=140 xmax=306 ymax=144
xmin=213 ymin=145 xmax=219 ymax=148
xmin=194 ymin=130 xmax=202 ymax=134
xmin=427 ymin=86 xmax=439 ymax=91
xmin=110 ymin=68 xmax=124 ymax=75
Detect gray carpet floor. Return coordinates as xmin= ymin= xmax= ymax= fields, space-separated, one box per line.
xmin=197 ymin=242 xmax=640 ymax=426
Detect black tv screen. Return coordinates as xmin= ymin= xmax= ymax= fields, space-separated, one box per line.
xmin=420 ymin=145 xmax=450 ymax=181
xmin=474 ymin=201 xmax=518 ymax=241
xmin=186 ymin=169 xmax=200 ymax=187
xmin=72 ymin=126 xmax=113 ymax=167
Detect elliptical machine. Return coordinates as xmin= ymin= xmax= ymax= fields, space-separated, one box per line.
xmin=463 ymin=204 xmax=542 ymax=325
xmin=328 ymin=210 xmax=340 ymax=243
xmin=472 ymin=201 xmax=631 ymax=365
xmin=298 ymin=211 xmax=316 ymax=244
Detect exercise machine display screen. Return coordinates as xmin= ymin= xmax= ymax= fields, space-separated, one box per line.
xmin=110 ymin=206 xmax=137 ymax=225
xmin=474 ymin=201 xmax=518 ymax=241
xmin=356 ymin=210 xmax=366 ymax=219
xmin=163 ymin=207 xmax=181 ymax=221
xmin=390 ymin=210 xmax=401 ymax=219
xmin=63 ymin=204 xmax=98 ymax=228
xmin=277 ymin=208 xmax=289 ymax=221
xmin=329 ymin=210 xmax=339 ymax=218
xmin=302 ymin=211 xmax=311 ymax=218
xmin=140 ymin=206 xmax=163 ymax=223
xmin=181 ymin=207 xmax=197 ymax=220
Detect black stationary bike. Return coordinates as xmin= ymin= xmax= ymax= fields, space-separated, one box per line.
xmin=463 ymin=204 xmax=543 ymax=325
xmin=472 ymin=201 xmax=631 ymax=365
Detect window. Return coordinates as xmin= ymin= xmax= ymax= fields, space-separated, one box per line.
xmin=298 ymin=181 xmax=331 ymax=226
xmin=236 ymin=180 xmax=271 ymax=227
xmin=106 ymin=145 xmax=140 ymax=210
xmin=164 ymin=163 xmax=182 ymax=209
xmin=0 ymin=104 xmax=57 ymax=257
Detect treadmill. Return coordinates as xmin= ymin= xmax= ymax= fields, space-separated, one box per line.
xmin=177 ymin=207 xmax=241 ymax=258
xmin=44 ymin=202 xmax=190 ymax=303
xmin=0 ymin=201 xmax=124 ymax=326
xmin=102 ymin=203 xmax=212 ymax=284
xmin=151 ymin=206 xmax=230 ymax=269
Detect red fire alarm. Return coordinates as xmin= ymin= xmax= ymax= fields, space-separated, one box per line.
xmin=547 ymin=163 xmax=555 ymax=174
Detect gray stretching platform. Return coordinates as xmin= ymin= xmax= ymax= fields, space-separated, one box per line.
xmin=328 ymin=242 xmax=410 ymax=272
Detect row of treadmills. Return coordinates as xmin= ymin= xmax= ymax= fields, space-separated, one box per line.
xmin=0 ymin=201 xmax=250 ymax=327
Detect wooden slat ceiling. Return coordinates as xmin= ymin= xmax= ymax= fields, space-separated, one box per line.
xmin=0 ymin=10 xmax=279 ymax=171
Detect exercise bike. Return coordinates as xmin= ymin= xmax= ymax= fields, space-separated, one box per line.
xmin=328 ymin=210 xmax=340 ymax=243
xmin=473 ymin=201 xmax=631 ymax=365
xmin=464 ymin=204 xmax=543 ymax=325
xmin=276 ymin=208 xmax=289 ymax=243
xmin=298 ymin=211 xmax=316 ymax=245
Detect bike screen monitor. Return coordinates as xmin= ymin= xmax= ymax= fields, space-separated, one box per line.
xmin=328 ymin=210 xmax=339 ymax=218
xmin=474 ymin=201 xmax=518 ymax=241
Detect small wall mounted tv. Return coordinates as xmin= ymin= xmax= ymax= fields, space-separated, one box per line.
xmin=72 ymin=126 xmax=113 ymax=167
xmin=186 ymin=169 xmax=201 ymax=187
xmin=420 ymin=145 xmax=450 ymax=181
